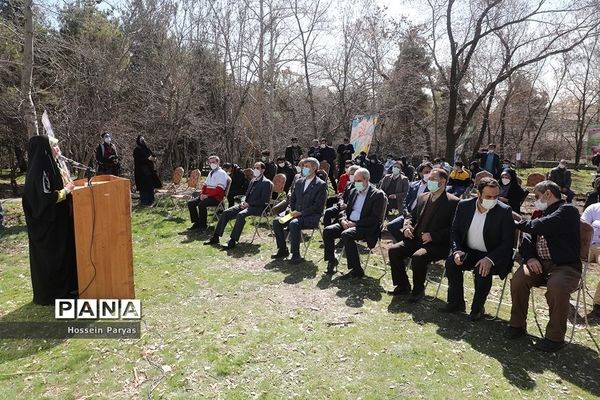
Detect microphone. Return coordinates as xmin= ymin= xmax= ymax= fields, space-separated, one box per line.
xmin=58 ymin=155 xmax=96 ymax=173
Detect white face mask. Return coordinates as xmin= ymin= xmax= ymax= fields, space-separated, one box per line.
xmin=534 ymin=198 xmax=548 ymax=211
xmin=423 ymin=173 xmax=431 ymax=182
xmin=349 ymin=175 xmax=355 ymax=183
xmin=261 ymin=156 xmax=267 ymax=162
xmin=253 ymin=168 xmax=262 ymax=178
xmin=480 ymin=198 xmax=497 ymax=210
xmin=558 ymin=164 xmax=566 ymax=169
xmin=209 ymin=163 xmax=218 ymax=170
xmin=104 ymin=137 xmax=111 ymax=144
xmin=501 ymin=178 xmax=511 ymax=186
xmin=320 ymin=144 xmax=326 ymax=148
xmin=278 ymin=163 xmax=285 ymax=168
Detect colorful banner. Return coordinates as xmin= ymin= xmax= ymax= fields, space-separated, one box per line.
xmin=350 ymin=114 xmax=378 ymax=155
xmin=588 ymin=124 xmax=600 ymax=155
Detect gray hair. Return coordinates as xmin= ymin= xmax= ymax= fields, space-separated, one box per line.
xmin=304 ymin=157 xmax=319 ymax=170
xmin=534 ymin=180 xmax=562 ymax=199
xmin=355 ymin=167 xmax=370 ymax=181
xmin=348 ymin=165 xmax=360 ymax=175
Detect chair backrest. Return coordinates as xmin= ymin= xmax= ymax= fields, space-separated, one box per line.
xmin=188 ymin=169 xmax=201 ymax=189
xmin=526 ymin=172 xmax=545 ymax=187
xmin=272 ymin=173 xmax=286 ymax=194
xmin=173 ymin=167 xmax=184 ymax=185
xmin=580 ymin=220 xmax=594 ymax=261
xmin=224 ymin=176 xmax=232 ymax=197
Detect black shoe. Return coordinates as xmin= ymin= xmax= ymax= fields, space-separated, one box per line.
xmin=271 ymin=248 xmax=289 ymax=259
xmin=535 ymin=338 xmax=566 ymax=352
xmin=593 ymin=304 xmax=600 ymax=318
xmin=325 ymin=259 xmax=338 ymax=275
xmin=188 ymin=223 xmax=200 ymax=231
xmin=221 ymin=240 xmax=236 ymax=250
xmin=439 ymin=303 xmax=466 ymax=314
xmin=407 ymin=290 xmax=425 ymax=303
xmin=289 ymin=255 xmax=305 ymax=265
xmin=339 ymin=272 xmax=355 ymax=280
xmin=504 ymin=326 xmax=527 ymax=339
xmin=468 ymin=307 xmax=485 ymax=322
xmin=351 ymin=268 xmax=365 ymax=279
xmin=389 ymin=285 xmax=411 ymax=296
xmin=204 ymin=235 xmax=219 ymax=245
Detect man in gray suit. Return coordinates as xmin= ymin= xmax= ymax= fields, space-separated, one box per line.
xmin=272 ymin=157 xmax=328 ymax=264
xmin=205 ymin=162 xmax=273 ymax=249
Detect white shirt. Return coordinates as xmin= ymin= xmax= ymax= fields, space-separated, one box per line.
xmin=411 ymin=180 xmax=428 ymax=210
xmin=303 ymin=176 xmax=315 ymax=192
xmin=206 ymin=167 xmax=228 ymax=190
xmin=581 ymin=202 xmax=600 ymax=244
xmin=349 ymin=188 xmax=368 ymax=222
xmin=466 ymin=206 xmax=488 ymax=252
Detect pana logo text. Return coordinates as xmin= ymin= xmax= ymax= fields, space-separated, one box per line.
xmin=55 ymin=299 xmax=142 ymax=320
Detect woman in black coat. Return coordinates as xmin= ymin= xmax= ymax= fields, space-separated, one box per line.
xmin=133 ymin=135 xmax=161 ymax=206
xmin=22 ymin=135 xmax=78 ymax=305
xmin=499 ymin=168 xmax=526 ymax=214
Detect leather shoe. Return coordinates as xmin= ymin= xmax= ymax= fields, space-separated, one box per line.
xmin=504 ymin=326 xmax=527 ymax=339
xmin=389 ymin=285 xmax=411 ymax=296
xmin=535 ymin=338 xmax=565 ymax=352
xmin=468 ymin=307 xmax=485 ymax=321
xmin=351 ymin=268 xmax=365 ymax=279
xmin=325 ymin=259 xmax=338 ymax=275
xmin=407 ymin=290 xmax=425 ymax=303
xmin=204 ymin=235 xmax=219 ymax=245
xmin=188 ymin=223 xmax=200 ymax=231
xmin=271 ymin=249 xmax=289 ymax=259
xmin=439 ymin=303 xmax=466 ymax=313
xmin=289 ymin=256 xmax=305 ymax=265
xmin=221 ymin=240 xmax=236 ymax=250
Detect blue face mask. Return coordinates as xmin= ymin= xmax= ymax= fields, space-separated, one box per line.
xmin=427 ymin=180 xmax=439 ymax=192
xmin=392 ymin=167 xmax=401 ymax=175
xmin=302 ymin=167 xmax=311 ymax=177
xmin=354 ymin=181 xmax=365 ymax=192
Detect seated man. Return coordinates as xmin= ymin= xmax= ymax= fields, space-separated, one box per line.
xmin=388 ymin=168 xmax=459 ymax=302
xmin=276 ymin=156 xmax=296 ymax=193
xmin=378 ymin=161 xmax=409 ymax=212
xmin=579 ymin=202 xmax=600 ymax=317
xmin=323 ymin=165 xmax=359 ymax=227
xmin=447 ymin=161 xmax=471 ymax=197
xmin=441 ymin=178 xmax=514 ymax=320
xmin=187 ymin=155 xmax=228 ymax=231
xmin=506 ymin=181 xmax=581 ymax=352
xmin=204 ymin=162 xmax=273 ymax=249
xmin=323 ymin=168 xmax=386 ymax=277
xmin=272 ymin=157 xmax=327 ymax=264
xmin=548 ymin=159 xmax=575 ymax=203
xmin=387 ymin=162 xmax=433 ymax=242
xmin=222 ymin=163 xmax=248 ymax=208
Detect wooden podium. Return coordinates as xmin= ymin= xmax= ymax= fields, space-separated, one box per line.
xmin=71 ymin=175 xmax=135 ymax=299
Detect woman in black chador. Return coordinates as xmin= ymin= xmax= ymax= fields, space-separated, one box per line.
xmin=22 ymin=135 xmax=78 ymax=305
xmin=133 ymin=135 xmax=161 ymax=206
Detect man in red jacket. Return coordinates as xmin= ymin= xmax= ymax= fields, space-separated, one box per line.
xmin=187 ymin=156 xmax=229 ymax=231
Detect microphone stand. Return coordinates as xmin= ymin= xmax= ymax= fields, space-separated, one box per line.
xmin=59 ymin=156 xmax=96 ymax=186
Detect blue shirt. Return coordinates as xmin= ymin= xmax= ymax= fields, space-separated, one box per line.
xmin=349 ymin=189 xmax=368 ymax=222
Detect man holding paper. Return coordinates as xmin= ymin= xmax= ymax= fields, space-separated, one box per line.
xmin=272 ymin=157 xmax=327 ymax=264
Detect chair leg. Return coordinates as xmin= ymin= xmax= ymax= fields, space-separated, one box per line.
xmin=530 ymin=289 xmax=545 ymax=338
xmin=494 ymin=276 xmax=509 ymax=320
xmin=302 ymin=229 xmax=315 ymax=259
xmin=432 ymin=265 xmax=446 ymax=300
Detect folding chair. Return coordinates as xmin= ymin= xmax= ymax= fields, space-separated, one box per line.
xmin=155 ymin=167 xmax=185 ymax=209
xmin=250 ymin=183 xmax=275 ymax=244
xmin=530 ymin=220 xmax=593 ymax=343
xmin=207 ymin=176 xmax=232 ymax=226
xmin=170 ymin=169 xmax=201 ymax=216
xmin=299 ymin=195 xmax=328 ymax=259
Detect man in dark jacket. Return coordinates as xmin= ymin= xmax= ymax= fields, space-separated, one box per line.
xmin=336 ymin=137 xmax=354 ymax=178
xmin=479 ymin=143 xmax=501 ymax=179
xmin=548 ymin=159 xmax=574 ymax=203
xmin=223 ymin=163 xmax=248 ymax=208
xmin=506 ymin=180 xmax=581 ymax=352
xmin=319 ymin=138 xmax=337 ymax=189
xmin=285 ymin=137 xmax=303 ymax=166
xmin=205 ymin=162 xmax=273 ymax=249
xmin=96 ymin=132 xmax=120 ymax=176
xmin=276 ymin=156 xmax=296 ymax=193
xmin=261 ymin=150 xmax=277 ymax=181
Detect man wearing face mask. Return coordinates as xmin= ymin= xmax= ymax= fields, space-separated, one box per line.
xmin=386 ymin=162 xmax=433 ymax=242
xmin=440 ymin=178 xmax=515 ymax=320
xmin=272 ymin=157 xmax=327 ymax=264
xmin=260 ymin=150 xmax=277 ymax=181
xmin=187 ymin=156 xmax=229 ymax=231
xmin=285 ymin=137 xmax=303 ymax=166
xmin=276 ymin=156 xmax=296 ymax=193
xmin=323 ymin=165 xmax=359 ymax=227
xmin=337 ymin=137 xmax=355 ymax=178
xmin=548 ymin=159 xmax=574 ymax=203
xmin=308 ymin=139 xmax=321 ymax=160
xmin=388 ymin=168 xmax=459 ymax=302
xmin=205 ymin=162 xmax=273 ymax=249
xmin=378 ymin=161 xmax=409 ymax=212
xmin=479 ymin=143 xmax=501 ymax=179
xmin=222 ymin=163 xmax=248 ymax=208
xmin=319 ymin=138 xmax=337 ymax=190
xmin=507 ymin=181 xmax=581 ymax=352
xmin=383 ymin=154 xmax=396 ymax=173
xmin=96 ymin=132 xmax=120 ymax=176
xmin=322 ymin=168 xmax=386 ymax=276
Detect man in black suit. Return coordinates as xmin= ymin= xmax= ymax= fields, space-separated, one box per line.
xmin=272 ymin=157 xmax=327 ymax=264
xmin=388 ymin=168 xmax=459 ymax=302
xmin=479 ymin=143 xmax=501 ymax=179
xmin=205 ymin=162 xmax=273 ymax=249
xmin=284 ymin=137 xmax=303 ymax=166
xmin=440 ymin=177 xmax=515 ymax=320
xmin=319 ymin=138 xmax=337 ymax=189
xmin=336 ymin=137 xmax=354 ymax=178
xmin=322 ymin=168 xmax=386 ymax=278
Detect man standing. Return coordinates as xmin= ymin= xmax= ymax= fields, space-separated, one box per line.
xmin=580 ymin=202 xmax=600 ymax=318
xmin=388 ymin=169 xmax=459 ymax=302
xmin=480 ymin=143 xmax=501 ymax=179
xmin=272 ymin=157 xmax=327 ymax=264
xmin=441 ymin=178 xmax=515 ymax=320
xmin=187 ymin=156 xmax=229 ymax=232
xmin=285 ymin=137 xmax=303 ymax=166
xmin=261 ymin=150 xmax=277 ymax=181
xmin=308 ymin=139 xmax=321 ymax=160
xmin=320 ymin=138 xmax=337 ymax=189
xmin=323 ymin=168 xmax=386 ymax=277
xmin=506 ymin=181 xmax=581 ymax=352
xmin=96 ymin=132 xmax=120 ymax=176
xmin=378 ymin=161 xmax=409 ymax=212
xmin=204 ymin=162 xmax=272 ymax=249
xmin=337 ymin=137 xmax=355 ymax=178
xmin=548 ymin=159 xmax=575 ymax=203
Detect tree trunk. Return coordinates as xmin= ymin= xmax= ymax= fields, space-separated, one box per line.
xmin=20 ymin=0 xmax=38 ymax=138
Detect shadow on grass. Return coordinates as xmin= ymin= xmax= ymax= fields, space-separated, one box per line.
xmin=221 ymin=242 xmax=261 ymax=258
xmin=264 ymin=259 xmax=318 ymax=284
xmin=0 ymin=303 xmax=64 ymax=365
xmin=0 ymin=224 xmax=27 ymax=238
xmin=387 ymin=295 xmax=600 ymax=396
xmin=317 ymin=273 xmax=384 ymax=308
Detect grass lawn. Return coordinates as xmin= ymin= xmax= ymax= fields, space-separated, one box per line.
xmin=0 ymin=199 xmax=599 ymax=399
xmin=517 ymin=167 xmax=597 ymax=196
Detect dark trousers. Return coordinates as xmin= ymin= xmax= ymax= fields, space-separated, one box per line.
xmin=273 ymin=217 xmax=317 ymax=257
xmin=328 ymin=165 xmax=337 ymax=191
xmin=563 ymin=188 xmax=575 ymax=203
xmin=187 ymin=196 xmax=220 ymax=227
xmin=388 ymin=239 xmax=450 ymax=293
xmin=386 ymin=215 xmax=405 ymax=243
xmin=214 ymin=205 xmax=261 ymax=242
xmin=139 ymin=190 xmax=155 ymax=206
xmin=323 ymin=205 xmax=342 ymax=228
xmin=509 ymin=260 xmax=580 ymax=342
xmin=323 ymin=224 xmax=363 ymax=271
xmin=445 ymin=249 xmax=501 ymax=312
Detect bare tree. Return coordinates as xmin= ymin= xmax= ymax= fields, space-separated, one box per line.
xmin=20 ymin=0 xmax=38 ymax=138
